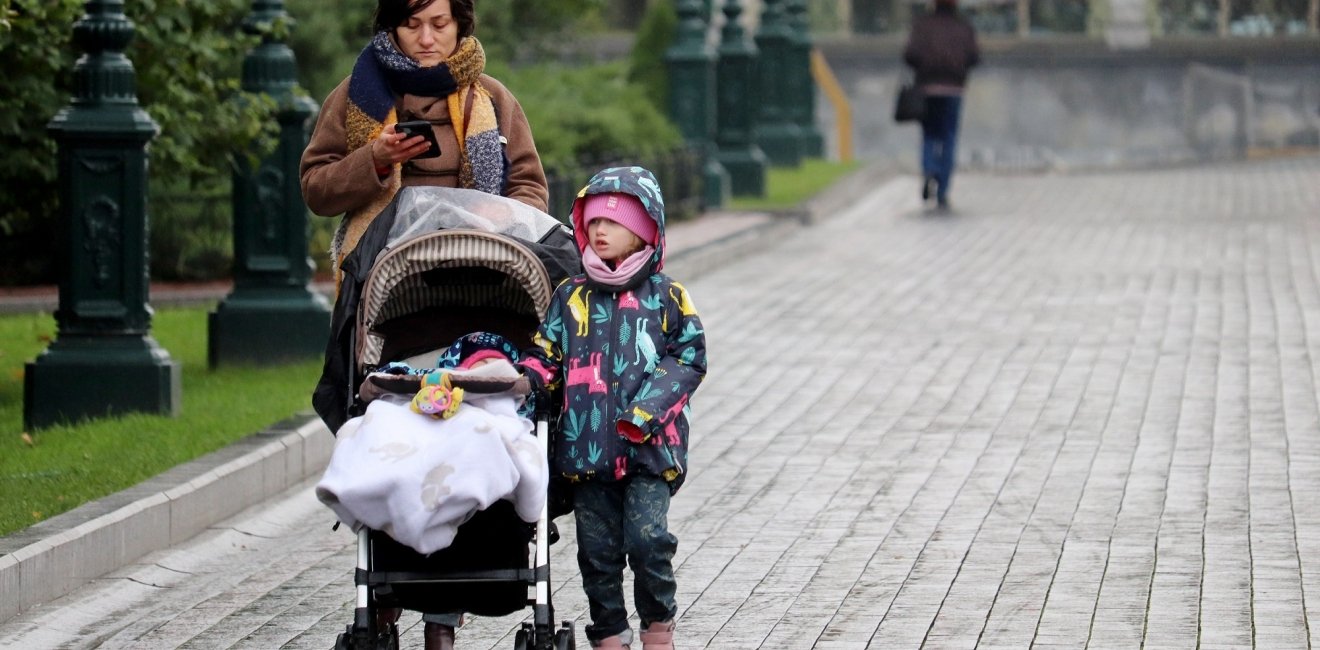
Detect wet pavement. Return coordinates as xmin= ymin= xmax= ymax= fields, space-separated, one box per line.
xmin=3 ymin=155 xmax=1320 ymax=648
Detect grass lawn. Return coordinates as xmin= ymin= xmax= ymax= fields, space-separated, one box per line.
xmin=0 ymin=307 xmax=322 ymax=536
xmin=0 ymin=157 xmax=861 ymax=539
xmin=729 ymin=158 xmax=861 ymax=211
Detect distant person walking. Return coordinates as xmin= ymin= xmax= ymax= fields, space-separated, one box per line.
xmin=904 ymin=0 xmax=980 ymax=209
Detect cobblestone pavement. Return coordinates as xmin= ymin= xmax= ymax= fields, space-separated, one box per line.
xmin=4 ymin=155 xmax=1320 ymax=649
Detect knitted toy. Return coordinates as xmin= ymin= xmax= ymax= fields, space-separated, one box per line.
xmin=411 ymin=383 xmax=465 ymax=419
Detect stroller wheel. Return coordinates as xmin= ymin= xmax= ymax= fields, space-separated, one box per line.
xmin=513 ymin=624 xmax=531 ymax=650
xmin=554 ymin=622 xmax=576 ymax=649
xmin=376 ymin=623 xmax=400 ymax=650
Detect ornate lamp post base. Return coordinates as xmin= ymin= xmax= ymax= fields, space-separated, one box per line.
xmin=24 ymin=1 xmax=180 ymax=429
xmin=755 ymin=122 xmax=804 ymax=168
xmin=715 ymin=0 xmax=768 ymax=197
xmin=26 ymin=336 xmax=180 ymax=430
xmin=786 ymin=0 xmax=826 ymax=158
xmin=717 ymin=147 xmax=769 ymax=197
xmin=668 ymin=0 xmax=729 ymax=209
xmin=754 ymin=0 xmax=804 ymax=167
xmin=209 ymin=291 xmax=330 ymax=366
xmin=209 ymin=0 xmax=330 ymax=367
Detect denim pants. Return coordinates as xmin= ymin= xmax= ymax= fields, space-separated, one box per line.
xmin=574 ymin=476 xmax=678 ymax=642
xmin=920 ymin=94 xmax=964 ymax=202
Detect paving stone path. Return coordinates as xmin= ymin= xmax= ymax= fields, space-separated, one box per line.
xmin=3 ymin=155 xmax=1320 ymax=649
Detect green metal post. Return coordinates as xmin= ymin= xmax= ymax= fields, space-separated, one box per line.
xmin=786 ymin=0 xmax=825 ymax=157
xmin=26 ymin=0 xmax=181 ymax=430
xmin=665 ymin=0 xmax=729 ymax=209
xmin=208 ymin=0 xmax=330 ymax=368
xmin=753 ymin=0 xmax=804 ymax=167
xmin=715 ymin=0 xmax=768 ymax=196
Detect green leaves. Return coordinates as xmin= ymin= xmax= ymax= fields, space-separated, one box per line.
xmin=497 ymin=60 xmax=683 ymax=172
xmin=0 ymin=0 xmax=279 ymax=284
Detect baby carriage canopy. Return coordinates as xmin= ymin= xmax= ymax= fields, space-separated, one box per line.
xmin=356 ymin=228 xmax=552 ymax=370
xmin=314 ymin=187 xmax=581 ymax=434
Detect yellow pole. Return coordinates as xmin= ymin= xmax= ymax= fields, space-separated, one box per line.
xmin=809 ymin=47 xmax=853 ymax=162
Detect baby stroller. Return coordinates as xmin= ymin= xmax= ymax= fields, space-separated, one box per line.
xmin=313 ymin=188 xmax=582 ymax=650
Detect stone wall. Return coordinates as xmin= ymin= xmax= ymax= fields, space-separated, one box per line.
xmin=815 ymin=37 xmax=1320 ymax=171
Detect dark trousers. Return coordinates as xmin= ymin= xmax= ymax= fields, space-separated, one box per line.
xmin=573 ymin=476 xmax=678 ymax=642
xmin=920 ymin=94 xmax=964 ymax=202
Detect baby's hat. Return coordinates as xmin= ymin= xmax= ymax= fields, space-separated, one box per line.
xmin=437 ymin=332 xmax=521 ymax=370
xmin=582 ymin=192 xmax=658 ymax=246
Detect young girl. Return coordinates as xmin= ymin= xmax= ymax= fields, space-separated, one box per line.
xmin=520 ymin=166 xmax=707 ymax=650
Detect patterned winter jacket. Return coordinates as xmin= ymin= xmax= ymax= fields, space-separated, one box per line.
xmin=520 ymin=167 xmax=707 ymax=494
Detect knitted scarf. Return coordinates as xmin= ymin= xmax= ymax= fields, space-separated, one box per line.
xmin=333 ymin=34 xmax=504 ymax=266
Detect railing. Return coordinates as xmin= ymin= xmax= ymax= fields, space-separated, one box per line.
xmin=544 ymin=145 xmax=705 ymax=226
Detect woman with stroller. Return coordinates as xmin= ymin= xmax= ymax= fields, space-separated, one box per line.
xmin=302 ymin=1 xmax=548 ymax=645
xmin=520 ymin=167 xmax=708 ymax=650
xmin=300 ymin=0 xmax=549 ymax=285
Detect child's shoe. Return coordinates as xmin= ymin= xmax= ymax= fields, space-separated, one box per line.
xmin=640 ymin=620 xmax=675 ymax=650
xmin=591 ymin=634 xmax=631 ymax=649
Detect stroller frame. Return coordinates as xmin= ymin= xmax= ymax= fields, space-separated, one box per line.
xmin=331 ymin=228 xmax=576 ymax=650
xmin=337 ymin=419 xmax=572 ymax=650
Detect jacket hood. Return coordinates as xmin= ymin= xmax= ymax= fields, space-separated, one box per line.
xmin=571 ymin=166 xmax=667 ymax=274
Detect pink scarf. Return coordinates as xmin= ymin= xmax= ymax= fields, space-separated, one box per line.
xmin=582 ymin=245 xmax=655 ymax=289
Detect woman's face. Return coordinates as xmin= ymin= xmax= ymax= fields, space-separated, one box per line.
xmin=397 ymin=0 xmax=459 ymax=67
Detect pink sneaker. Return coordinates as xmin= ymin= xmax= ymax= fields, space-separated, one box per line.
xmin=640 ymin=621 xmax=675 ymax=650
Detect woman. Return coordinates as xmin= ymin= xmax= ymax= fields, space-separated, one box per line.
xmin=302 ymin=3 xmax=547 ymax=647
xmin=300 ymin=0 xmax=549 ymax=285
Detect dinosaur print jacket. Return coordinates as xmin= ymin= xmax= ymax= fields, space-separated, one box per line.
xmin=520 ymin=166 xmax=707 ymax=494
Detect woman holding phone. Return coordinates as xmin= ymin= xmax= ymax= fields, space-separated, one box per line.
xmin=300 ymin=0 xmax=549 ymax=286
xmin=301 ymin=3 xmax=547 ymax=647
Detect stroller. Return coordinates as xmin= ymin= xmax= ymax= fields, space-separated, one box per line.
xmin=313 ymin=187 xmax=582 ymax=650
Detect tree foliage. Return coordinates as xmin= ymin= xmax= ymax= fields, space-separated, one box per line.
xmin=475 ymin=0 xmax=608 ymax=63
xmin=0 ymin=0 xmax=277 ymax=284
xmin=493 ymin=60 xmax=682 ymax=172
xmin=0 ymin=0 xmax=680 ymax=285
xmin=285 ymin=0 xmax=375 ymax=103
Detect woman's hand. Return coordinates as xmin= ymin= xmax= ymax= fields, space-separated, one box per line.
xmin=371 ymin=123 xmax=432 ymax=168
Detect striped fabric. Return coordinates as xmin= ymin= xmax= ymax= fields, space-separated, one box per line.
xmin=356 ymin=230 xmax=553 ymax=368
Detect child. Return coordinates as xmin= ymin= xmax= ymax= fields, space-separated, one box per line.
xmin=519 ymin=166 xmax=707 ymax=650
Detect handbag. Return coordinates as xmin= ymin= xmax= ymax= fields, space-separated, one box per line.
xmin=893 ymin=77 xmax=926 ymax=123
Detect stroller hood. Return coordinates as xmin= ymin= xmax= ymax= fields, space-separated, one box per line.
xmin=314 ymin=188 xmax=582 ymax=433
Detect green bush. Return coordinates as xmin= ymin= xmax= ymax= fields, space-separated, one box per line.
xmin=0 ymin=1 xmax=682 ymax=285
xmin=494 ymin=60 xmax=683 ymax=172
xmin=0 ymin=0 xmax=278 ymax=285
xmin=628 ymin=0 xmax=677 ymax=111
xmin=285 ymin=0 xmax=375 ymax=102
xmin=475 ymin=0 xmax=607 ymax=63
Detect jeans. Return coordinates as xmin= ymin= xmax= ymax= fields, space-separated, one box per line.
xmin=920 ymin=94 xmax=964 ymax=202
xmin=574 ymin=477 xmax=678 ymax=642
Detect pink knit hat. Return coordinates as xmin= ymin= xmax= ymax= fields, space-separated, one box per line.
xmin=582 ymin=193 xmax=658 ymax=246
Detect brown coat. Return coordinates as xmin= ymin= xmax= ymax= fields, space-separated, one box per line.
xmin=300 ymin=73 xmax=550 ymax=266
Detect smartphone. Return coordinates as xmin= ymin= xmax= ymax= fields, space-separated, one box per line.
xmin=395 ymin=120 xmax=441 ymax=159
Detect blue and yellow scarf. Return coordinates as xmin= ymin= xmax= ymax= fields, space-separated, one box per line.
xmin=330 ymin=34 xmax=507 ymax=275
xmin=346 ymin=33 xmax=504 ymax=194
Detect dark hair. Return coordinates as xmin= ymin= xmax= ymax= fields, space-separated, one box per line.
xmin=373 ymin=0 xmax=475 ymax=39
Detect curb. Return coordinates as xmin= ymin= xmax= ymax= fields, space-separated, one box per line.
xmin=0 ymin=414 xmax=333 ymax=623
xmin=0 ymin=161 xmax=892 ymax=624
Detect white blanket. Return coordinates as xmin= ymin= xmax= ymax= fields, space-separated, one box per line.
xmin=315 ymin=389 xmax=547 ymax=554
